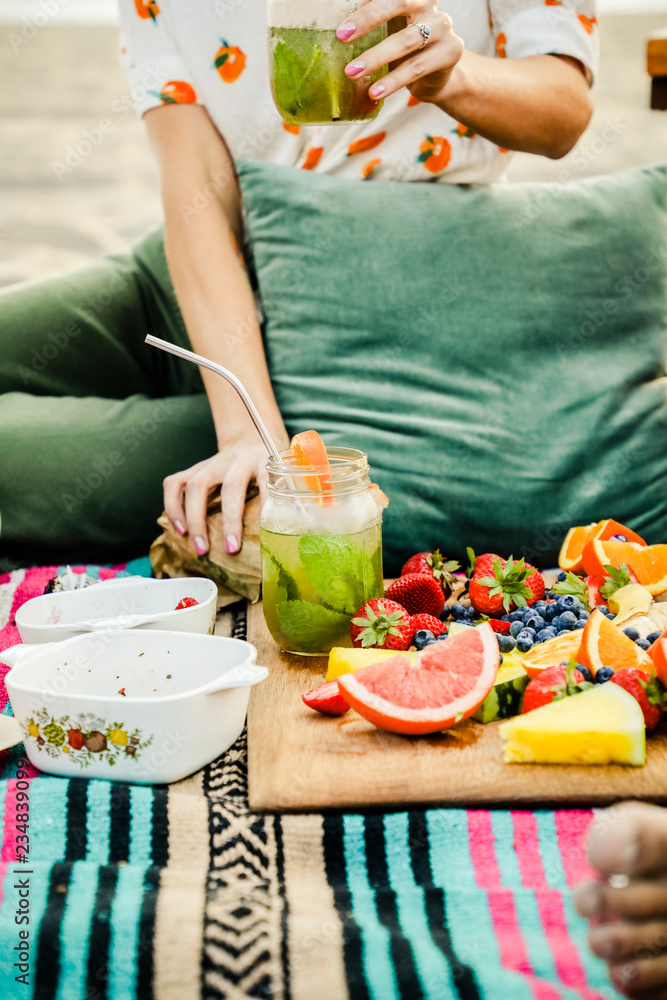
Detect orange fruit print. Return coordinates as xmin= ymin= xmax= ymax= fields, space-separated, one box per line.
xmin=578 ymin=13 xmax=598 ymax=33
xmin=453 ymin=123 xmax=475 ymax=139
xmin=214 ymin=39 xmax=246 ymax=83
xmin=496 ymin=32 xmax=507 ymax=58
xmin=135 ymin=0 xmax=159 ymax=20
xmin=407 ymin=94 xmax=420 ymax=107
xmin=283 ymin=123 xmax=300 ymax=135
xmin=159 ymin=81 xmax=197 ymax=104
xmin=417 ymin=135 xmax=451 ymax=173
xmin=362 ymin=157 xmax=381 ymax=179
xmin=347 ymin=132 xmax=386 ymax=157
xmin=301 ymin=146 xmax=324 ymax=170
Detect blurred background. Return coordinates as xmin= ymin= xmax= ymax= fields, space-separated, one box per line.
xmin=1 ymin=0 xmax=666 ymax=287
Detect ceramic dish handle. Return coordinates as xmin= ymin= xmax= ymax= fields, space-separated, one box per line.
xmin=203 ymin=663 xmax=269 ymax=694
xmin=0 ymin=643 xmax=49 ymax=669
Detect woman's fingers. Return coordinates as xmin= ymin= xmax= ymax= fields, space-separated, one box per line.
xmin=345 ymin=20 xmax=438 ymax=77
xmin=574 ymin=879 xmax=667 ymax=922
xmin=183 ymin=467 xmax=222 ymax=555
xmin=337 ymin=0 xmax=425 ymax=43
xmin=220 ymin=467 xmax=255 ymax=555
xmin=588 ymin=803 xmax=667 ymax=880
xmin=163 ymin=460 xmax=209 ymax=536
xmin=589 ymin=919 xmax=667 ymax=963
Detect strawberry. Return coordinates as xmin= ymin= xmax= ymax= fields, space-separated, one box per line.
xmin=480 ymin=617 xmax=511 ymax=635
xmin=302 ymin=681 xmax=350 ymax=716
xmin=385 ymin=574 xmax=445 ymax=617
xmin=401 ymin=550 xmax=460 ymax=598
xmin=611 ymin=668 xmax=667 ymax=730
xmin=521 ymin=661 xmax=592 ymax=715
xmin=410 ymin=613 xmax=447 ymax=639
xmin=175 ymin=597 xmax=198 ymax=610
xmin=350 ymin=598 xmax=413 ymax=650
xmin=468 ymin=555 xmax=545 ymax=616
xmin=463 ymin=549 xmax=500 ymax=594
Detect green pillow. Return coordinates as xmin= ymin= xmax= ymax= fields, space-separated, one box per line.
xmin=238 ymin=160 xmax=667 ymax=574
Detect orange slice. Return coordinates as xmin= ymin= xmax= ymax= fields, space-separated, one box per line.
xmin=337 ymin=622 xmax=499 ymax=735
xmin=521 ymin=631 xmax=583 ymax=680
xmin=559 ymin=519 xmax=646 ymax=574
xmin=582 ymin=540 xmax=667 ymax=595
xmin=290 ymin=429 xmax=333 ymax=503
xmin=578 ymin=607 xmax=653 ymax=676
xmin=649 ymin=635 xmax=667 ymax=686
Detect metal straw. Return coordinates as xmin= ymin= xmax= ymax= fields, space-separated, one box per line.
xmin=145 ymin=335 xmax=284 ymax=463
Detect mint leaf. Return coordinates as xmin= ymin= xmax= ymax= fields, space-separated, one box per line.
xmin=299 ymin=534 xmax=367 ymax=615
xmin=272 ymin=40 xmax=316 ymax=117
xmin=276 ymin=600 xmax=349 ymax=652
xmin=264 ymin=550 xmax=300 ymax=603
xmin=552 ymin=571 xmax=591 ymax=610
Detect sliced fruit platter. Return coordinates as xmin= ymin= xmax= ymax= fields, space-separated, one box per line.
xmin=301 ymin=519 xmax=667 ymax=770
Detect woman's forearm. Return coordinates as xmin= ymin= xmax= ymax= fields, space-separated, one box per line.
xmin=436 ymin=52 xmax=593 ymax=159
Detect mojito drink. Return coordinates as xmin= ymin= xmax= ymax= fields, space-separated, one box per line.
xmin=268 ymin=21 xmax=387 ymax=125
xmin=261 ymin=521 xmax=383 ymax=655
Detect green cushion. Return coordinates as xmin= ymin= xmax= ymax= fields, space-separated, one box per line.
xmin=238 ymin=160 xmax=667 ymax=574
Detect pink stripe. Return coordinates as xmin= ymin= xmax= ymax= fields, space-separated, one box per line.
xmin=513 ymin=811 xmax=601 ymax=1000
xmin=0 ymin=567 xmax=58 ymax=713
xmin=468 ymin=811 xmax=564 ymax=1000
xmin=554 ymin=810 xmax=597 ymax=887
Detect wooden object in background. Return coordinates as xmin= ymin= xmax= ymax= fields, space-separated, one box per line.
xmin=648 ymin=32 xmax=667 ymax=110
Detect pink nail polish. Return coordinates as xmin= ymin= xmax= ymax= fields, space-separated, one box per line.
xmin=336 ymin=21 xmax=356 ymax=40
xmin=345 ymin=60 xmax=365 ymax=77
xmin=174 ymin=520 xmax=185 ymax=536
xmin=369 ymin=83 xmax=385 ymax=99
xmin=194 ymin=536 xmax=208 ymax=556
xmin=226 ymin=534 xmax=240 ymax=554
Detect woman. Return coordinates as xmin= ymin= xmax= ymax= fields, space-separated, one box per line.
xmin=0 ymin=0 xmax=597 ymax=568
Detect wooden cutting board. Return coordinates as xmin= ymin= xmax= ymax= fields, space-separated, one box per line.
xmin=246 ymin=592 xmax=667 ymax=812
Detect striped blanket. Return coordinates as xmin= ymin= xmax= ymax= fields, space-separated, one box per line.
xmin=0 ymin=565 xmax=621 ymax=1000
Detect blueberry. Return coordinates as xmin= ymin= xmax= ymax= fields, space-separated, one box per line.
xmin=516 ymin=635 xmax=534 ymax=652
xmin=498 ymin=634 xmax=516 ymax=653
xmin=573 ymin=621 xmax=587 ymax=630
xmin=576 ymin=665 xmax=593 ymax=683
xmin=622 ymin=627 xmax=640 ymax=642
xmin=518 ymin=627 xmax=536 ymax=639
xmin=433 ymin=632 xmax=449 ymax=642
xmin=636 ymin=638 xmax=651 ymax=651
xmin=557 ymin=595 xmax=577 ymax=612
xmin=603 ymin=607 xmax=616 ymax=619
xmin=509 ymin=610 xmax=524 ymax=622
xmin=611 ymin=533 xmax=627 ymax=542
xmin=647 ymin=631 xmax=662 ymax=645
xmin=422 ymin=638 xmax=440 ymax=647
xmin=533 ymin=601 xmax=548 ymax=616
xmin=440 ymin=606 xmax=451 ymax=621
xmin=557 ymin=571 xmax=566 ymax=582
xmin=451 ymin=604 xmax=467 ymax=619
xmin=501 ymin=615 xmax=511 ymax=622
xmin=524 ymin=613 xmax=546 ymax=632
xmin=465 ymin=606 xmax=478 ymax=620
xmin=544 ymin=603 xmax=559 ymax=621
xmin=577 ymin=611 xmax=589 ymax=622
xmin=536 ymin=628 xmax=557 ymax=642
xmin=413 ymin=629 xmax=434 ymax=650
xmin=509 ymin=621 xmax=524 ymax=638
xmin=596 ymin=666 xmax=615 ymax=683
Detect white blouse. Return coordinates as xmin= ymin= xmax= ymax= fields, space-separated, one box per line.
xmin=119 ymin=0 xmax=599 ymax=184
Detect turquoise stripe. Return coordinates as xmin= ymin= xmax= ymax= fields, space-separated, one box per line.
xmin=490 ymin=812 xmax=560 ymax=989
xmin=122 ymin=557 xmax=153 ymax=577
xmin=86 ymin=781 xmax=111 ymax=864
xmin=0 ymin=861 xmax=51 ymax=999
xmin=426 ymin=810 xmax=533 ymax=1000
xmin=128 ymin=787 xmax=153 ymax=865
xmin=535 ymin=812 xmax=625 ymax=1000
xmin=108 ymin=862 xmax=149 ymax=1000
xmin=383 ymin=813 xmax=456 ymax=999
xmin=342 ymin=814 xmax=399 ymax=1000
xmin=30 ymin=779 xmax=68 ymax=863
xmin=55 ymin=860 xmax=99 ymax=1000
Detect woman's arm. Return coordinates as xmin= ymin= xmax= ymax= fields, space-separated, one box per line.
xmin=145 ymin=104 xmax=289 ymax=555
xmin=339 ymin=8 xmax=592 ymax=159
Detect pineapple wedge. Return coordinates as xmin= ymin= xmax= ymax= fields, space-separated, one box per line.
xmin=327 ymin=647 xmax=418 ymax=681
xmin=608 ymin=583 xmax=654 ymax=624
xmin=499 ymin=683 xmax=645 ymax=766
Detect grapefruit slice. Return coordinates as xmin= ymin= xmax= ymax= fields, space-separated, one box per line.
xmin=559 ymin=519 xmax=645 ymax=574
xmin=582 ymin=540 xmax=667 ymax=595
xmin=336 ymin=622 xmax=499 ymax=735
xmin=521 ymin=630 xmax=582 ymax=679
xmin=290 ymin=429 xmax=333 ymax=503
xmin=578 ymin=607 xmax=653 ymax=676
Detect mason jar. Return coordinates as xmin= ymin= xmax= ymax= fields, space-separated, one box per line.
xmin=260 ymin=447 xmax=384 ymax=655
xmin=267 ymin=0 xmax=387 ymax=125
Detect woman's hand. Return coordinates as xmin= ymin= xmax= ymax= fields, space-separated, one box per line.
xmin=338 ymin=0 xmax=464 ymax=104
xmin=163 ymin=437 xmax=279 ymax=557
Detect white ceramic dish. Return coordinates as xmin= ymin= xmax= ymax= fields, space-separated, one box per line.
xmin=15 ymin=577 xmax=218 ymax=643
xmin=0 ymin=630 xmax=267 ymax=784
